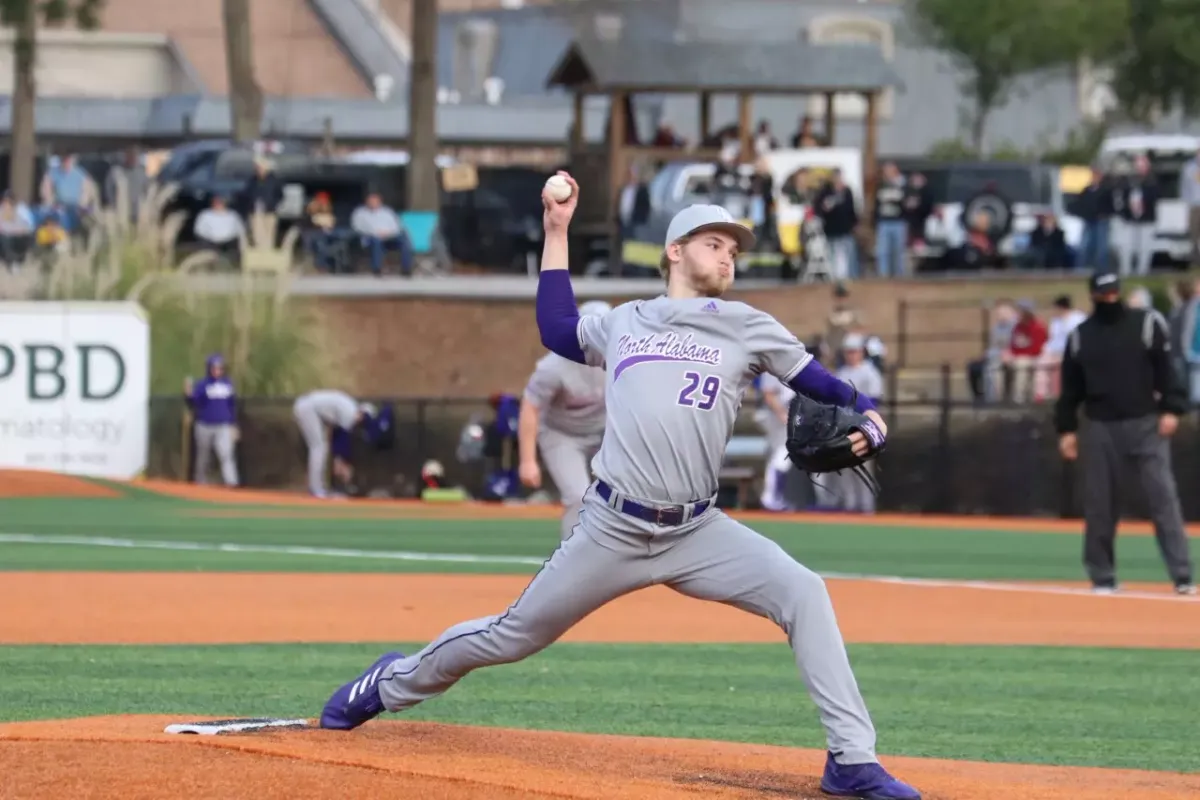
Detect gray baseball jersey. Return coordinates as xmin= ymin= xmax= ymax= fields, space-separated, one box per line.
xmin=295 ymin=390 xmax=359 ymax=429
xmin=835 ymin=362 xmax=884 ymax=400
xmin=369 ymin=295 xmax=883 ymax=769
xmin=578 ymin=296 xmax=811 ymax=503
xmin=522 ymin=353 xmax=606 ymax=437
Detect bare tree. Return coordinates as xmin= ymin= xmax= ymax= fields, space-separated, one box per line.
xmin=222 ymin=0 xmax=263 ymax=143
xmin=1 ymin=0 xmax=103 ymax=203
xmin=407 ymin=0 xmax=439 ymax=211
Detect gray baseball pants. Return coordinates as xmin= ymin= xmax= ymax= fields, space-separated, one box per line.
xmin=294 ymin=404 xmax=330 ymax=496
xmin=538 ymin=428 xmax=602 ymax=539
xmin=193 ymin=422 xmax=238 ymax=486
xmin=377 ymin=482 xmax=879 ymax=765
xmin=1080 ymin=415 xmax=1193 ymax=585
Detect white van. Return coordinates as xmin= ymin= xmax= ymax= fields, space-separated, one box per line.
xmin=1098 ymin=133 xmax=1198 ymax=263
xmin=760 ymin=148 xmax=864 ymax=256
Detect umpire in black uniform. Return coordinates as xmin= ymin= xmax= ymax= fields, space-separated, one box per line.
xmin=1055 ymin=272 xmax=1195 ymax=595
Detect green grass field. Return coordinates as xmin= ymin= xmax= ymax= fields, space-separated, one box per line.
xmin=1 ymin=487 xmax=1197 ymax=774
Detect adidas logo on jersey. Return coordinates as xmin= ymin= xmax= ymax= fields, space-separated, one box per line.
xmin=701 ymin=301 xmax=719 ymax=313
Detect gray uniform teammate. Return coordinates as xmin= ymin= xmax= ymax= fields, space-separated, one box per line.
xmin=320 ymin=176 xmax=920 ymax=800
xmin=519 ymin=299 xmax=611 ymax=539
xmin=834 ymin=334 xmax=885 ymax=514
xmin=754 ymin=372 xmax=796 ymax=511
xmin=293 ymin=389 xmax=376 ymax=498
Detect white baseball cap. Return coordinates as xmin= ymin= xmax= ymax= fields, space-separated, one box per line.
xmin=842 ymin=333 xmax=866 ymax=351
xmin=665 ymin=204 xmax=756 ymax=252
xmin=578 ymin=300 xmax=612 ymax=317
xmin=358 ymin=402 xmax=378 ymax=419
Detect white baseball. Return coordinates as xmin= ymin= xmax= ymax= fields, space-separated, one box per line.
xmin=544 ymin=174 xmax=573 ymax=202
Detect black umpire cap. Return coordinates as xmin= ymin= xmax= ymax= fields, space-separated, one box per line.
xmin=1089 ymin=272 xmax=1121 ymax=295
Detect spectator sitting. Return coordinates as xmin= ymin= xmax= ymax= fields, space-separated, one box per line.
xmin=1023 ymin=213 xmax=1072 ymax=269
xmin=34 ymin=209 xmax=69 ymax=257
xmin=0 ymin=191 xmax=35 ymax=272
xmin=1037 ymin=294 xmax=1087 ymax=400
xmin=968 ymin=298 xmax=1018 ymax=403
xmin=194 ymin=195 xmax=245 ymax=266
xmin=1005 ymin=299 xmax=1049 ymax=402
xmin=303 ymin=191 xmax=342 ymax=272
xmin=239 ymin=156 xmax=283 ymax=224
xmin=40 ymin=153 xmax=97 ymax=236
xmin=351 ymin=192 xmax=413 ymax=276
xmin=954 ymin=210 xmax=999 ymax=269
xmin=753 ymin=120 xmax=778 ymax=157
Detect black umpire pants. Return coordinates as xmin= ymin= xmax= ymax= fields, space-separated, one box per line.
xmin=1080 ymin=415 xmax=1194 ymax=585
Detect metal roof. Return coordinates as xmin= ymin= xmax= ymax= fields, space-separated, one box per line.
xmin=546 ymin=38 xmax=905 ymax=94
xmin=0 ymin=94 xmax=643 ymax=145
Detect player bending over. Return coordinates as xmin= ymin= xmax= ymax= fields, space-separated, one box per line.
xmin=319 ymin=174 xmax=920 ymax=800
xmin=518 ymin=299 xmax=611 ymax=540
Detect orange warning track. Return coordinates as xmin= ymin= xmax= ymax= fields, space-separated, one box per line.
xmin=1 ymin=716 xmax=1197 ymax=800
xmin=2 ymin=572 xmax=1197 ymax=648
xmin=0 ymin=470 xmax=119 ymax=498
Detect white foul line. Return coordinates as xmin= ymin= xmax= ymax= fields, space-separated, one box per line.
xmin=0 ymin=533 xmax=545 ymax=566
xmin=0 ymin=533 xmax=1194 ymax=603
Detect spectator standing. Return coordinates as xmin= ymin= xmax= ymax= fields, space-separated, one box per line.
xmin=748 ymin=159 xmax=777 ymax=253
xmin=194 ymin=195 xmax=245 ymax=266
xmin=185 ymin=353 xmax=239 ymax=487
xmin=351 ymin=191 xmax=414 ymax=276
xmin=1037 ymin=295 xmax=1087 ymax=400
xmin=872 ymin=162 xmax=907 ymax=277
xmin=1180 ymin=148 xmax=1200 ymax=268
xmin=790 ymin=115 xmax=822 ymax=148
xmin=1055 ymin=272 xmax=1194 ymax=595
xmin=1178 ymin=277 xmax=1200 ymax=403
xmin=834 ymin=333 xmax=884 ymax=513
xmin=1006 ymin=299 xmax=1048 ymax=402
xmin=1116 ymin=155 xmax=1158 ymax=276
xmin=104 ymin=147 xmax=147 ymax=225
xmin=240 ymin=157 xmax=283 ymax=220
xmin=0 ymin=191 xmax=34 ymax=271
xmin=901 ymin=172 xmax=934 ymax=255
xmin=1077 ymin=168 xmax=1114 ymax=272
xmin=814 ymin=169 xmax=859 ymax=279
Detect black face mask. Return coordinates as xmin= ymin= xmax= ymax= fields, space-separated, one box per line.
xmin=1093 ymin=298 xmax=1124 ymax=322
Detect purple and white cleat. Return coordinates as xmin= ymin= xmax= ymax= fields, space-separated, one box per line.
xmin=820 ymin=752 xmax=922 ymax=799
xmin=319 ymin=651 xmax=404 ymax=730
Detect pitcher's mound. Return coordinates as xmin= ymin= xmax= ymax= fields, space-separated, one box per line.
xmin=0 ymin=715 xmax=1196 ymax=800
xmin=0 ymin=470 xmax=119 ymax=499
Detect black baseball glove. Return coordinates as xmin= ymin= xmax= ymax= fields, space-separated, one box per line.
xmin=785 ymin=390 xmax=887 ymax=495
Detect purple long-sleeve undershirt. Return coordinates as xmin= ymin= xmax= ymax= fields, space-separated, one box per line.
xmin=788 ymin=360 xmax=877 ymax=413
xmin=536 ymin=269 xmax=586 ymax=364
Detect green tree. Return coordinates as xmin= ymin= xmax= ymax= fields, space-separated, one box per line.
xmin=909 ymin=0 xmax=1126 ymax=152
xmin=1108 ymin=0 xmax=1200 ymax=122
xmin=1 ymin=0 xmax=103 ymax=203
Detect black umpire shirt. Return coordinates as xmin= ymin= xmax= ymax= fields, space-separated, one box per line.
xmin=1054 ymin=303 xmax=1188 ymax=433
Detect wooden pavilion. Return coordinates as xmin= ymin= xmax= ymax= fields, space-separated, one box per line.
xmin=545 ymin=37 xmax=905 ymax=244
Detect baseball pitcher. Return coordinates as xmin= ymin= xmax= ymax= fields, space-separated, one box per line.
xmin=519 ymin=299 xmax=611 ymax=539
xmin=185 ymin=353 xmax=239 ymax=486
xmin=293 ymin=389 xmax=377 ymax=498
xmin=319 ymin=176 xmax=918 ymax=800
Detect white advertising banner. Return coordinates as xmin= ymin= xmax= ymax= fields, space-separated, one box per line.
xmin=0 ymin=301 xmax=150 ymax=479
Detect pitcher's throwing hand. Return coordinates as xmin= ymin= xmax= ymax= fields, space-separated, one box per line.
xmin=542 ymin=171 xmax=579 ymax=233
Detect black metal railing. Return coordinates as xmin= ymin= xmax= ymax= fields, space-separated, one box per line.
xmin=159 ymin=368 xmax=1200 ymax=521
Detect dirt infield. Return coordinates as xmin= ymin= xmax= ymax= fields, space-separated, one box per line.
xmin=0 ymin=470 xmax=119 ymax=499
xmin=1 ymin=715 xmax=1197 ymax=800
xmin=2 ymin=572 xmax=1197 ymax=648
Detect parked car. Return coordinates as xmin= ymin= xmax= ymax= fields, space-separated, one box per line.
xmin=1098 ymin=133 xmax=1198 ymax=265
xmin=897 ymin=161 xmax=1059 ymax=269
